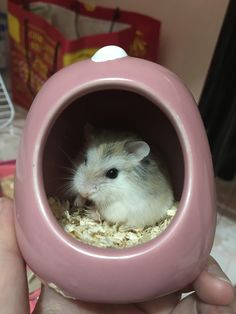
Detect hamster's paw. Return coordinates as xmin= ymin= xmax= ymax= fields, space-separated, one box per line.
xmin=85 ymin=209 xmax=101 ymax=222
xmin=74 ymin=195 xmax=84 ymax=208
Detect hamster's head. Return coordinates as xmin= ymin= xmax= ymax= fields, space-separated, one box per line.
xmin=71 ymin=137 xmax=150 ymax=210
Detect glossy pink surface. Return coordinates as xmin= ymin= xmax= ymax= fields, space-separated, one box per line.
xmin=14 ymin=54 xmax=216 ymax=303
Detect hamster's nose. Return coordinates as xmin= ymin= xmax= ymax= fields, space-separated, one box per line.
xmin=80 ymin=185 xmax=98 ymax=198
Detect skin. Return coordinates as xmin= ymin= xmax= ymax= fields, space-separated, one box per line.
xmin=0 ymin=197 xmax=235 ymax=314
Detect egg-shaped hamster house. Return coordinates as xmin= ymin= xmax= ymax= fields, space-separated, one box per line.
xmin=14 ymin=46 xmax=216 ymax=303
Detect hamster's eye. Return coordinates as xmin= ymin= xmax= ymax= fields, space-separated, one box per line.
xmin=105 ymin=168 xmax=119 ymax=179
xmin=84 ymin=155 xmax=87 ymax=165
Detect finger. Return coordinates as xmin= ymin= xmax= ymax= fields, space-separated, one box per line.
xmin=137 ymin=293 xmax=181 ymax=314
xmin=173 ymin=293 xmax=234 ymax=314
xmin=193 ymin=256 xmax=235 ymax=306
xmin=33 ymin=286 xmax=82 ymax=314
xmin=0 ymin=198 xmax=29 ymax=314
xmin=34 ymin=285 xmax=142 ymax=314
xmin=230 ymin=291 xmax=236 ymax=312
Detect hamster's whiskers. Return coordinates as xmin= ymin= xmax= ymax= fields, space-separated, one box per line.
xmin=56 ymin=144 xmax=77 ymax=168
xmin=55 ymin=181 xmax=75 ymax=198
xmin=58 ymin=165 xmax=77 ymax=175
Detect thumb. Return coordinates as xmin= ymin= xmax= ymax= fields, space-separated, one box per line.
xmin=193 ymin=256 xmax=235 ymax=306
xmin=0 ymin=198 xmax=29 ymax=314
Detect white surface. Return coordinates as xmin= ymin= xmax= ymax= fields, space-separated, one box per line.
xmin=91 ymin=46 xmax=128 ymax=62
xmin=211 ymin=214 xmax=236 ymax=285
xmin=85 ymin=0 xmax=229 ymax=101
xmin=0 ymin=105 xmax=26 ymax=161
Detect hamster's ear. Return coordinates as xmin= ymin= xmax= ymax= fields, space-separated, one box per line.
xmin=84 ymin=123 xmax=94 ymax=140
xmin=125 ymin=141 xmax=150 ymax=161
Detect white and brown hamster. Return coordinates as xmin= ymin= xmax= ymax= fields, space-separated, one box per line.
xmin=70 ymin=126 xmax=174 ymax=228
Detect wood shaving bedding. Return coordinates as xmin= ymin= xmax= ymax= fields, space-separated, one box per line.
xmin=0 ymin=175 xmax=14 ymax=198
xmin=49 ymin=197 xmax=177 ymax=248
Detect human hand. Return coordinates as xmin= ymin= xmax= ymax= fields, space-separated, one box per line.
xmin=0 ymin=197 xmax=235 ymax=314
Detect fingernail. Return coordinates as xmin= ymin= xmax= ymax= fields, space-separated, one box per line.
xmin=207 ymin=263 xmax=233 ymax=286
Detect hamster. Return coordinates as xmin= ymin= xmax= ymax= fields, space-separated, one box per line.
xmin=70 ymin=126 xmax=174 ymax=228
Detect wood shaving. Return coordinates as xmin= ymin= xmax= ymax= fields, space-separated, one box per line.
xmin=49 ymin=197 xmax=177 ymax=248
xmin=0 ymin=175 xmax=14 ymax=199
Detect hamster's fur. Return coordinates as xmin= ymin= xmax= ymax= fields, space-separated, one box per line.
xmin=71 ymin=128 xmax=174 ymax=228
